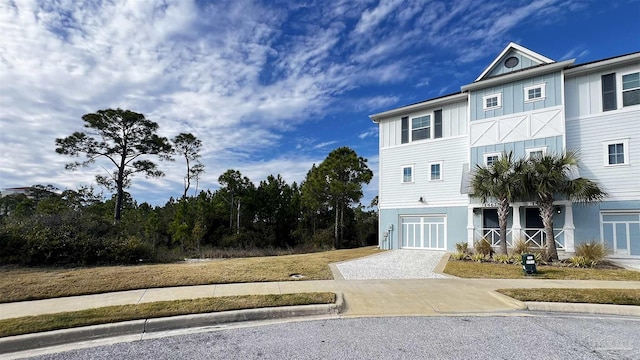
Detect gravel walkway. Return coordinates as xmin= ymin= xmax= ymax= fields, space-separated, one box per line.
xmin=336 ymin=250 xmax=449 ymax=280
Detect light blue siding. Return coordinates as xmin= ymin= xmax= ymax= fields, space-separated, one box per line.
xmin=470 ymin=71 xmax=562 ymax=121
xmin=470 ymin=136 xmax=564 ymax=167
xmin=379 ymin=207 xmax=467 ymax=251
xmin=486 ymin=49 xmax=540 ymax=78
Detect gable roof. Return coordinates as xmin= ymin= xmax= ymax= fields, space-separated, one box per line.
xmin=475 ymin=42 xmax=555 ymax=82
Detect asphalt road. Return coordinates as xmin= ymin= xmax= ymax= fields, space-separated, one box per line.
xmin=23 ymin=314 xmax=640 ymax=360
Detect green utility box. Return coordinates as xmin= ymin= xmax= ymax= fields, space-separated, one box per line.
xmin=522 ymin=254 xmax=537 ymax=275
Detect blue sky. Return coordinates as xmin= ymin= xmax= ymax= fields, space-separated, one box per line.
xmin=1 ymin=0 xmax=639 ymax=206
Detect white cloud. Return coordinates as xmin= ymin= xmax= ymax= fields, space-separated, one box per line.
xmin=0 ymin=0 xmax=606 ymax=205
xmin=358 ymin=127 xmax=378 ymax=139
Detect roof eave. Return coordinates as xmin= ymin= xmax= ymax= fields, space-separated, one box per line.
xmin=564 ymin=52 xmax=640 ymax=77
xmin=369 ymin=92 xmax=468 ymax=122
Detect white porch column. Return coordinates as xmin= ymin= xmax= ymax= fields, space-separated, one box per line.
xmin=467 ymin=206 xmax=475 ymax=248
xmin=511 ymin=203 xmax=522 ymax=246
xmin=563 ymin=202 xmax=575 ymax=252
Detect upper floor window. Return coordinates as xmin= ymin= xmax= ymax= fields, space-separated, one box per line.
xmin=411 ymin=115 xmax=431 ymax=141
xmin=401 ymin=109 xmax=443 ymax=144
xmin=603 ymin=139 xmax=629 ymax=166
xmin=526 ymin=147 xmax=547 ymax=160
xmin=429 ymin=162 xmax=443 ymax=181
xmin=485 ymin=153 xmax=500 ymax=166
xmin=402 ymin=165 xmax=414 ymax=183
xmin=483 ymin=93 xmax=502 ymax=111
xmin=622 ymin=72 xmax=640 ymax=107
xmin=524 ymin=83 xmax=546 ymax=102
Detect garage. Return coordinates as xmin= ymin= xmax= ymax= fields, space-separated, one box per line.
xmin=601 ymin=213 xmax=640 ymax=256
xmin=401 ymin=216 xmax=446 ymax=250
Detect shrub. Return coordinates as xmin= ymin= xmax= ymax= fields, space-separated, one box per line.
xmin=511 ymin=238 xmax=532 ymax=255
xmin=470 ymin=253 xmax=487 ymax=262
xmin=534 ymin=249 xmax=550 ymax=265
xmin=455 ymin=242 xmax=469 ymax=254
xmin=493 ymin=253 xmax=511 ymax=264
xmin=510 ymin=254 xmax=522 ymax=265
xmin=474 ymin=238 xmax=494 ymax=257
xmin=575 ymin=241 xmax=608 ymax=263
xmin=566 ymin=255 xmax=595 ymax=268
xmin=451 ymin=252 xmax=467 ymax=260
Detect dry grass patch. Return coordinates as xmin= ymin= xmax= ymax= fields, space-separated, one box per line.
xmin=0 ymin=292 xmax=336 ymax=338
xmin=444 ymin=260 xmax=640 ymax=280
xmin=0 ymin=247 xmax=380 ymax=303
xmin=497 ymin=288 xmax=640 ymax=306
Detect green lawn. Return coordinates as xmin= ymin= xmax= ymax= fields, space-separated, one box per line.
xmin=0 ymin=292 xmax=336 ymax=338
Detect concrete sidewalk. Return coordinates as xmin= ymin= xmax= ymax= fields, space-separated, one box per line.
xmin=1 ymin=277 xmax=639 ymax=320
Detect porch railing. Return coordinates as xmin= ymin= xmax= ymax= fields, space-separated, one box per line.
xmin=474 ymin=228 xmax=565 ymax=249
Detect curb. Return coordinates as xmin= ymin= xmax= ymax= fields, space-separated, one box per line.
xmin=0 ymin=293 xmax=344 ymax=355
xmin=524 ymin=302 xmax=640 ymax=316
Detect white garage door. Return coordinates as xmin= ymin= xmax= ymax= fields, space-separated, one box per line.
xmin=401 ymin=216 xmax=446 ymax=250
xmin=602 ymin=213 xmax=640 ymax=256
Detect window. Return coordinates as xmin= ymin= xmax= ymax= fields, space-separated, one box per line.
xmin=411 ymin=115 xmax=430 ymax=141
xmin=484 ymin=153 xmax=500 ymax=166
xmin=622 ymin=72 xmax=640 ymax=107
xmin=402 ymin=165 xmax=414 ymax=183
xmin=526 ymin=147 xmax=547 ymax=160
xmin=601 ymin=73 xmax=617 ymax=111
xmin=603 ymin=139 xmax=629 ymax=166
xmin=524 ymin=83 xmax=546 ymax=102
xmin=483 ymin=93 xmax=502 ymax=110
xmin=429 ymin=162 xmax=443 ymax=181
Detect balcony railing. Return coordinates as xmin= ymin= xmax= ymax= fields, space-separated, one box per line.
xmin=475 ymin=228 xmax=565 ymax=249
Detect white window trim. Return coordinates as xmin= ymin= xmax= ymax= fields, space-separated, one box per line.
xmin=602 ymin=138 xmax=629 ymax=166
xmin=401 ymin=164 xmax=415 ymax=183
xmin=428 ymin=161 xmax=443 ymax=181
xmin=484 ymin=152 xmax=501 ymax=166
xmin=620 ymin=71 xmax=640 ymax=108
xmin=526 ymin=146 xmax=547 ymax=159
xmin=410 ymin=113 xmax=432 ymax=142
xmin=482 ymin=93 xmax=502 ymax=111
xmin=524 ymin=83 xmax=546 ymax=103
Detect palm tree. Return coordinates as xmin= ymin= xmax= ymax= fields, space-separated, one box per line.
xmin=524 ymin=151 xmax=606 ymax=261
xmin=470 ymin=152 xmax=528 ymax=255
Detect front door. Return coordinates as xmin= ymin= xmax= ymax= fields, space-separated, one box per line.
xmin=525 ymin=208 xmax=544 ymax=247
xmin=482 ymin=209 xmax=499 ymax=244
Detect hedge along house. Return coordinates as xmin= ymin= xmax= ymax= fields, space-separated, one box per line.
xmin=370 ymin=42 xmax=640 ymax=257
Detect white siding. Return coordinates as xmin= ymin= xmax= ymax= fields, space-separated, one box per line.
xmin=566 ymin=109 xmax=640 ymax=201
xmin=378 ymin=100 xmax=468 ymax=148
xmin=379 ymin=136 xmax=469 ymax=208
xmin=565 ymin=63 xmax=640 ymax=119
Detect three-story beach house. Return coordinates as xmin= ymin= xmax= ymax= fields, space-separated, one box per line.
xmin=370 ymin=42 xmax=640 ymax=257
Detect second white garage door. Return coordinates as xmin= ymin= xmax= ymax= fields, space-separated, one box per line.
xmin=401 ymin=216 xmax=446 ymax=250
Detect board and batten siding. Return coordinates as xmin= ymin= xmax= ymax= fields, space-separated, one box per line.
xmin=378 ymin=100 xmax=467 ymax=148
xmin=566 ymin=109 xmax=640 ymax=201
xmin=565 ymin=63 xmax=640 ymax=119
xmin=470 ymin=71 xmax=562 ymax=121
xmin=470 ymin=135 xmax=564 ymax=167
xmin=486 ymin=49 xmax=543 ymax=78
xmin=379 ymin=136 xmax=468 ymax=209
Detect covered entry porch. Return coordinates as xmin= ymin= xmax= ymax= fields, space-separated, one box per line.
xmin=466 ymin=201 xmax=575 ymax=251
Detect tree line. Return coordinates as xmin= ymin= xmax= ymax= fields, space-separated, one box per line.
xmin=0 ymin=109 xmax=377 ymax=266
